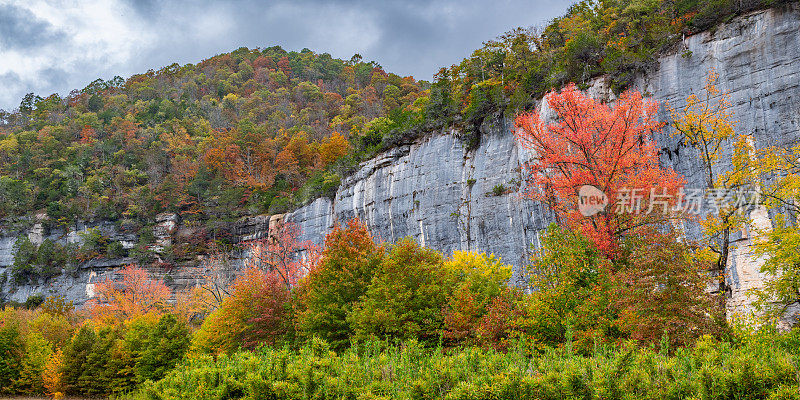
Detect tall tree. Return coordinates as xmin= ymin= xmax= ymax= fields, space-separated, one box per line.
xmin=297 ymin=219 xmax=384 ymax=349
xmin=515 ymin=84 xmax=684 ymax=257
xmin=669 ymin=70 xmax=751 ymax=312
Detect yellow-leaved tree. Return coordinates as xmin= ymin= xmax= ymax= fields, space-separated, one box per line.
xmin=669 ymin=70 xmax=755 ymax=316
xmin=42 ymin=349 xmax=64 ymax=399
xmin=745 ymin=141 xmax=800 ymax=324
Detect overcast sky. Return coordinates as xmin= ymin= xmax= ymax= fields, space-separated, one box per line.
xmin=0 ymin=0 xmax=572 ymax=111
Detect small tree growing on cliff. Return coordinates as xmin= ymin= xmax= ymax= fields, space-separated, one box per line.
xmin=242 ymin=221 xmax=318 ymax=290
xmin=669 ymin=70 xmax=754 ymax=315
xmin=515 ymin=84 xmax=684 ymax=257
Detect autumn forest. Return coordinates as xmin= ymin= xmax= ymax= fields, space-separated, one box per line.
xmin=3 ymin=0 xmax=800 ymax=399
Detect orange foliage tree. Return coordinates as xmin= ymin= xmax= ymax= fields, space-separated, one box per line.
xmin=318 ymin=131 xmax=350 ymax=167
xmin=42 ymin=349 xmax=64 ymax=398
xmin=515 ymin=84 xmax=684 ymax=257
xmin=88 ymin=265 xmax=171 ymax=324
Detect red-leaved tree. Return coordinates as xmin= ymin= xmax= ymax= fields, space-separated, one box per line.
xmin=515 ymin=84 xmax=684 ymax=257
xmin=191 ymin=267 xmax=292 ymax=353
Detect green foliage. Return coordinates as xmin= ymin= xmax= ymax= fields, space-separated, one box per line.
xmin=297 ymin=170 xmax=340 ymax=203
xmin=78 ymin=227 xmax=110 ymax=260
xmin=137 ymin=314 xmax=190 ymax=382
xmin=0 ymin=176 xmax=33 ymax=218
xmin=519 ymin=224 xmax=616 ymax=353
xmin=58 ymin=314 xmax=189 ymax=396
xmin=13 ymin=332 xmax=52 ymax=394
xmin=131 ymin=332 xmax=800 ymax=400
xmin=491 ymin=183 xmax=506 ymax=196
xmin=11 ymin=236 xmax=71 ymax=285
xmin=61 ymin=325 xmax=96 ymax=394
xmin=23 ymin=294 xmax=44 ymax=309
xmin=430 ymin=0 xmax=795 ymax=129
xmin=349 ymin=238 xmax=449 ymax=343
xmin=35 ymin=239 xmax=69 ymax=279
xmin=297 ymin=220 xmax=384 ymax=349
xmin=62 ymin=324 xmax=139 ymax=395
xmin=107 ymin=240 xmax=128 ymax=258
xmin=11 ymin=236 xmax=38 ymax=284
xmin=753 ymin=217 xmax=800 ymax=323
xmin=0 ymin=323 xmax=23 ymax=393
xmin=518 ymin=224 xmax=724 ymax=353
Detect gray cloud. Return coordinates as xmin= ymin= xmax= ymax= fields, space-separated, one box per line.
xmin=0 ymin=3 xmax=65 ymax=51
xmin=0 ymin=0 xmax=571 ymax=110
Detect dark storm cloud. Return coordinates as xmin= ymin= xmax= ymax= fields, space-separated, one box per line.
xmin=0 ymin=0 xmax=572 ymax=109
xmin=0 ymin=4 xmax=65 ymax=51
xmin=121 ymin=0 xmax=570 ymax=78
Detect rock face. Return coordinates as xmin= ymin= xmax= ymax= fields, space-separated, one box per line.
xmin=2 ymin=5 xmax=799 ymax=316
xmin=286 ymin=123 xmax=556 ymax=285
xmin=0 ymin=214 xmax=266 ymax=306
xmin=286 ymin=4 xmax=800 ymax=316
xmin=0 ymin=218 xmax=138 ymax=306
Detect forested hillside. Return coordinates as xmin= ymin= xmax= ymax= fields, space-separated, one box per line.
xmin=0 ymin=47 xmax=426 ymax=226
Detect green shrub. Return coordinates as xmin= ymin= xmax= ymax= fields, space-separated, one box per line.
xmin=78 ymin=227 xmax=109 ymax=260
xmin=11 ymin=236 xmax=38 ymax=284
xmin=131 ymin=332 xmax=800 ymax=400
xmin=491 ymin=184 xmax=506 ymax=196
xmin=23 ymin=294 xmax=44 ymax=310
xmin=106 ymin=241 xmax=128 ymax=258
